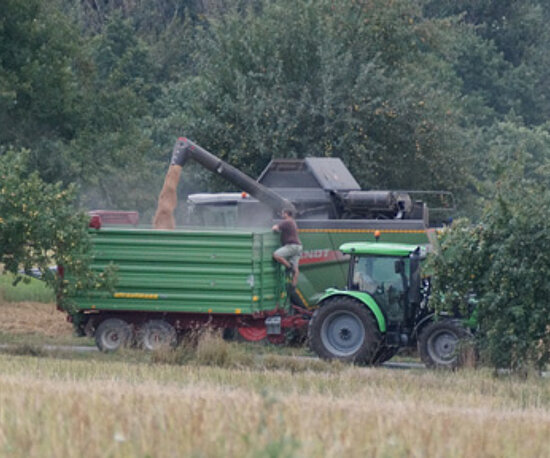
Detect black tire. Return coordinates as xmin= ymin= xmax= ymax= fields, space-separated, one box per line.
xmin=137 ymin=320 xmax=177 ymax=351
xmin=308 ymin=296 xmax=382 ymax=364
xmin=222 ymin=328 xmax=236 ymax=341
xmin=418 ymin=320 xmax=471 ymax=369
xmin=95 ymin=318 xmax=132 ymax=352
xmin=373 ymin=346 xmax=399 ymax=365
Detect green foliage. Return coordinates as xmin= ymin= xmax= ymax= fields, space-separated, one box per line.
xmin=3 ymin=0 xmax=550 ymax=216
xmin=424 ymin=0 xmax=550 ymax=125
xmin=70 ymin=0 xmax=204 ymax=35
xmin=0 ymin=149 xmax=116 ymax=309
xmin=0 ymin=0 xmax=168 ymax=213
xmin=0 ymin=0 xmax=81 ymax=146
xmin=462 ymin=116 xmax=550 ymax=219
xmin=65 ymin=12 xmax=163 ymax=212
xmin=427 ymin=166 xmax=550 ymax=371
xmin=172 ymin=0 xmax=471 ymax=196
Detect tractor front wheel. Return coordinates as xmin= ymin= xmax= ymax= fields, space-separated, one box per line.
xmin=418 ymin=320 xmax=472 ymax=369
xmin=308 ymin=297 xmax=381 ymax=364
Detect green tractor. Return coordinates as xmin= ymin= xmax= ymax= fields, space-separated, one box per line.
xmin=308 ymin=242 xmax=474 ymax=368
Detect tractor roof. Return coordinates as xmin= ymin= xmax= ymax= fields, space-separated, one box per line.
xmin=339 ymin=242 xmax=424 ymax=257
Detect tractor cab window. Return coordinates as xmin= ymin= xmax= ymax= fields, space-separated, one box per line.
xmin=352 ymin=255 xmax=410 ymax=321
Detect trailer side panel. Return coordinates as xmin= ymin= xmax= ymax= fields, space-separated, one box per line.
xmin=70 ymin=228 xmax=285 ymax=316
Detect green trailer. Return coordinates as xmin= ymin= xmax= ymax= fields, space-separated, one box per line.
xmin=62 ymin=225 xmax=288 ymax=351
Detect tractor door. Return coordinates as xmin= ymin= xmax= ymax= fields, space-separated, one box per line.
xmin=351 ymin=255 xmax=409 ymax=322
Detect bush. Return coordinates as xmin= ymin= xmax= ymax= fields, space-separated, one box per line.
xmin=0 ymin=149 xmax=115 ymax=309
xmin=427 ymin=173 xmax=550 ymax=371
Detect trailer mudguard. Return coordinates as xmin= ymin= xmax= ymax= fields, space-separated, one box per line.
xmin=317 ymin=289 xmax=387 ymax=333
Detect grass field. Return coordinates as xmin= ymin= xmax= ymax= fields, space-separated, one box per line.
xmin=0 ymin=274 xmax=54 ymax=303
xmin=2 ymin=352 xmax=550 ymax=457
xmin=1 ymin=298 xmax=550 ymax=457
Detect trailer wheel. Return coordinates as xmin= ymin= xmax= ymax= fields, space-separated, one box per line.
xmin=95 ymin=318 xmax=132 ymax=352
xmin=309 ymin=297 xmax=381 ymax=364
xmin=138 ymin=320 xmax=177 ymax=351
xmin=418 ymin=320 xmax=471 ymax=369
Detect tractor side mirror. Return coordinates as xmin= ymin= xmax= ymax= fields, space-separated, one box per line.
xmin=394 ymin=259 xmax=405 ymax=274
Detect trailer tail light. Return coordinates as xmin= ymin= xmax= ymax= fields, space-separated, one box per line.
xmin=88 ymin=210 xmax=139 ymax=226
xmin=89 ymin=215 xmax=102 ymax=229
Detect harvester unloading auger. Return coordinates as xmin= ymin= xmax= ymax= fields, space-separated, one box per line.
xmin=154 ymin=137 xmax=296 ymax=229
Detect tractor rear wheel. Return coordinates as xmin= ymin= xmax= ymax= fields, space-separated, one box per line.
xmin=138 ymin=320 xmax=177 ymax=351
xmin=309 ymin=296 xmax=381 ymax=364
xmin=95 ymin=318 xmax=132 ymax=352
xmin=418 ymin=320 xmax=471 ymax=369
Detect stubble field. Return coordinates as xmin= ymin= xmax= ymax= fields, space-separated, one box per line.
xmin=1 ymin=299 xmax=550 ymax=457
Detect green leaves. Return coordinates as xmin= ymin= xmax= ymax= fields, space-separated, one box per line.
xmin=172 ymin=0 xmax=470 ymax=197
xmin=0 ymin=0 xmax=80 ymax=145
xmin=427 ymin=167 xmax=550 ymax=371
xmin=0 ymin=149 xmax=116 ymax=310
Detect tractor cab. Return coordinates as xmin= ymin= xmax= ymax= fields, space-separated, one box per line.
xmin=341 ymin=242 xmax=426 ymax=326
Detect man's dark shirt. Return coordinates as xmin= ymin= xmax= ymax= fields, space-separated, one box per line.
xmin=278 ymin=219 xmax=301 ymax=246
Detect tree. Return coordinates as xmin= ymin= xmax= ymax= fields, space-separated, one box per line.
xmin=426 ymin=162 xmax=550 ymax=371
xmin=424 ymin=0 xmax=550 ymax=126
xmin=164 ymin=0 xmax=473 ymax=200
xmin=0 ymin=0 xmax=81 ymax=150
xmin=65 ymin=12 xmax=163 ymax=213
xmin=0 ymin=149 xmax=115 ymax=309
xmin=0 ymin=0 xmax=171 ymax=214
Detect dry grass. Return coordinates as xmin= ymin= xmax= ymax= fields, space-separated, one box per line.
xmin=0 ymin=301 xmax=72 ymax=337
xmin=150 ymin=331 xmax=339 ymax=374
xmin=1 ymin=303 xmax=550 ymax=456
xmin=1 ymin=352 xmax=550 ymax=457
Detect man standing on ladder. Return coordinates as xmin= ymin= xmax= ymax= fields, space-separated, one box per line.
xmin=272 ymin=209 xmax=303 ymax=287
